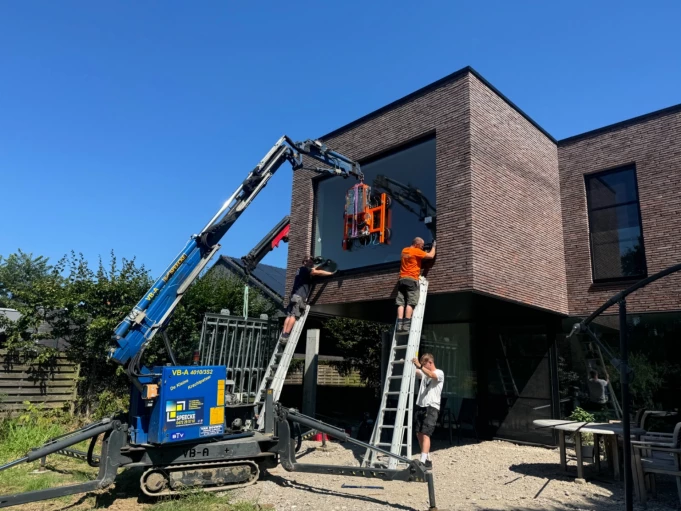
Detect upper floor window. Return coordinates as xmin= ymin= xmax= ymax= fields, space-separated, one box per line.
xmin=585 ymin=165 xmax=647 ymax=282
xmin=313 ymin=137 xmax=435 ymax=271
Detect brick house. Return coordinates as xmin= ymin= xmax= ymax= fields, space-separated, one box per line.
xmin=286 ymin=66 xmax=681 ymax=444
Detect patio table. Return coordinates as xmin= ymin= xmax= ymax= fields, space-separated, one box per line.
xmin=533 ymin=419 xmax=646 ymax=480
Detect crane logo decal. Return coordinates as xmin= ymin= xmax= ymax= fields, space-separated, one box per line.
xmin=162 ymin=254 xmax=188 ymax=283
xmin=165 ymin=398 xmax=204 ymax=428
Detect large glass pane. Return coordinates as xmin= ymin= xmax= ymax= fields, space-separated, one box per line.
xmin=588 ymin=201 xmax=646 ymax=280
xmin=586 ymin=167 xmax=637 ymax=209
xmin=559 ymin=313 xmax=681 ymax=432
xmin=589 ymin=203 xmax=645 ymax=280
xmin=590 ymin=204 xmax=642 ymax=232
xmin=487 ymin=328 xmax=554 ymax=444
xmin=420 ymin=324 xmax=474 ymax=418
xmin=314 ymin=137 xmax=436 ymax=270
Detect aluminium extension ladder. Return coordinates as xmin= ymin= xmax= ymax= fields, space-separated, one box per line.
xmin=363 ymin=276 xmax=429 ymax=470
xmin=254 ymin=305 xmax=310 ymax=430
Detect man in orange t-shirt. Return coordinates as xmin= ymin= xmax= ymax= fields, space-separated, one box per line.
xmin=396 ymin=237 xmax=436 ymax=333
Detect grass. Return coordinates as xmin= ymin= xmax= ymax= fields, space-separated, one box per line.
xmin=0 ymin=413 xmax=69 ymax=461
xmin=154 ymin=491 xmax=261 ymax=511
xmin=0 ymin=411 xmax=267 ymax=510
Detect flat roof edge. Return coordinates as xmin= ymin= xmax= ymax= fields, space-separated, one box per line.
xmin=559 ymin=103 xmax=681 ymax=145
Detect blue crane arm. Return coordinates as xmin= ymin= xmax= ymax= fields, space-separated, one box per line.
xmin=109 ymin=136 xmax=361 ymax=386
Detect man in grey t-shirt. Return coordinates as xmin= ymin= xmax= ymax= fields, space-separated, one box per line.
xmin=587 ymin=369 xmax=609 ymax=404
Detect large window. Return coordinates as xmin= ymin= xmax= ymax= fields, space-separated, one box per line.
xmin=314 ymin=137 xmax=436 ymax=270
xmin=585 ymin=166 xmax=647 ymax=282
xmin=420 ymin=323 xmax=474 ymax=418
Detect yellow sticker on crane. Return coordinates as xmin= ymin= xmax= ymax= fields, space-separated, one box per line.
xmin=210 ymin=406 xmax=224 ymax=425
xmin=217 ymin=379 xmax=225 ymax=406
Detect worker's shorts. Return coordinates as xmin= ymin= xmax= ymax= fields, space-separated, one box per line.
xmin=395 ymin=278 xmax=419 ymax=307
xmin=414 ymin=405 xmax=439 ymax=437
xmin=286 ymin=294 xmax=306 ymax=318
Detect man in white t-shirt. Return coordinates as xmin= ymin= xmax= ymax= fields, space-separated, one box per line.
xmin=412 ymin=353 xmax=444 ymax=469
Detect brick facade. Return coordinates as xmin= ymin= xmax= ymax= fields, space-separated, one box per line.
xmin=287 ymin=67 xmax=681 ymax=319
xmin=559 ymin=107 xmax=681 ymax=316
xmin=287 ymin=73 xmax=472 ymax=306
xmin=469 ymin=75 xmax=568 ymax=314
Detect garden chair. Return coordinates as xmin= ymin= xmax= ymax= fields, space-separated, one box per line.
xmin=631 ymin=421 xmax=681 ymax=505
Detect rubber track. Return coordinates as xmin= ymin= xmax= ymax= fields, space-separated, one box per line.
xmin=140 ymin=459 xmax=260 ymax=497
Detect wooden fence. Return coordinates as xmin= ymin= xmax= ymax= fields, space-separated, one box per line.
xmin=0 ymin=350 xmax=361 ymax=416
xmin=0 ymin=350 xmax=79 ymax=415
xmin=284 ymin=364 xmax=363 ymax=387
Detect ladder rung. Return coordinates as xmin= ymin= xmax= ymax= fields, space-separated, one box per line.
xmin=364 ymin=279 xmax=427 ymax=463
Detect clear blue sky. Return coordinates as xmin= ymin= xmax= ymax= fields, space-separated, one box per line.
xmin=1 ymin=1 xmax=680 ymax=276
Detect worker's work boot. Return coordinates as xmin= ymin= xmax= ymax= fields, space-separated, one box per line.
xmin=396 ymin=319 xmax=404 ymax=332
xmin=401 ymin=319 xmax=411 ymax=335
xmin=280 ymin=332 xmax=290 ymax=345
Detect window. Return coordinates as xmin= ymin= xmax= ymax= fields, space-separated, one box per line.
xmin=313 ymin=137 xmax=436 ymax=270
xmin=585 ymin=166 xmax=646 ymax=282
xmin=420 ymin=323 xmax=474 ymax=417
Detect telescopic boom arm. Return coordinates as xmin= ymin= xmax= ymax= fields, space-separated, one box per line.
xmin=241 ymin=216 xmax=290 ymax=274
xmin=109 ymin=136 xmax=361 ymax=388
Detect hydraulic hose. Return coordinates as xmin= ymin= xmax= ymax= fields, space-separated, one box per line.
xmin=87 ymin=433 xmax=103 ymax=468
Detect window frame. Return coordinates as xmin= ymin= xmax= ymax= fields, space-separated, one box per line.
xmin=584 ymin=164 xmax=647 ymax=284
xmin=310 ymin=133 xmax=436 ymax=275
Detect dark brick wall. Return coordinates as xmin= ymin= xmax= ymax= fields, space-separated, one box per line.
xmin=287 ymin=68 xmax=681 ymax=318
xmin=559 ymin=109 xmax=681 ymax=316
xmin=287 ymin=74 xmax=473 ymax=307
xmin=469 ymin=75 xmax=568 ymax=314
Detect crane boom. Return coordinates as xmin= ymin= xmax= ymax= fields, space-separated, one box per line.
xmin=372 ymin=174 xmax=436 ymax=238
xmin=241 ymin=215 xmax=290 ymax=274
xmin=109 ymin=136 xmax=361 ymax=388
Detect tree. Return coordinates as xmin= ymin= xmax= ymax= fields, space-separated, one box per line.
xmin=323 ymin=317 xmax=391 ymax=394
xmin=0 ymin=250 xmax=52 ymax=308
xmin=48 ymin=252 xmax=153 ymax=414
xmin=0 ymin=249 xmax=281 ymax=416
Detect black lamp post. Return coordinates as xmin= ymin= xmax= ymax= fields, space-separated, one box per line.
xmin=568 ymin=262 xmax=681 ymax=511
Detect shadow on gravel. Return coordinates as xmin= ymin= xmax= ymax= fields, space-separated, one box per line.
xmin=509 ymin=462 xmax=680 ymax=510
xmin=295 ymin=447 xmax=318 ymax=460
xmin=307 ymin=436 xmax=474 ymax=466
xmin=262 ymin=473 xmax=420 ymax=511
xmin=510 ymin=461 xmax=616 ymax=486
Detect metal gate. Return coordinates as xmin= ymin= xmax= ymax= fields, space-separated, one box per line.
xmin=198 ymin=312 xmax=280 ymax=405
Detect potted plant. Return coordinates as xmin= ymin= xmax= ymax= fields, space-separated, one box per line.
xmin=568 ymin=407 xmax=596 ymax=459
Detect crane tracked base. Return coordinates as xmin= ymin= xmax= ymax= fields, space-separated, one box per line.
xmin=140 ymin=460 xmax=260 ymax=497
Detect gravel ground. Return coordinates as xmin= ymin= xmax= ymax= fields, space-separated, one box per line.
xmin=233 ymin=438 xmax=680 ymax=511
